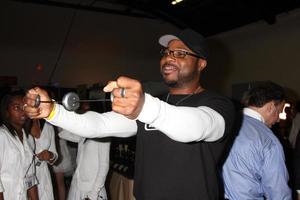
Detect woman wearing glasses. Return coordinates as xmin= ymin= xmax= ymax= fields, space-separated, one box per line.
xmin=0 ymin=90 xmax=39 ymax=200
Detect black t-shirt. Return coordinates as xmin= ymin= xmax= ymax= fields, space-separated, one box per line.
xmin=133 ymin=90 xmax=236 ymax=200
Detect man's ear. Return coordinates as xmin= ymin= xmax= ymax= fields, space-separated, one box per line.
xmin=197 ymin=59 xmax=207 ymax=72
xmin=265 ymin=101 xmax=275 ymax=113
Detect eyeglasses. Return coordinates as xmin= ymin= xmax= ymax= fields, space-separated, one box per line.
xmin=160 ymin=49 xmax=201 ymax=59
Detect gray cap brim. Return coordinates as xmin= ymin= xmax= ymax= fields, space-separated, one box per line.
xmin=158 ymin=34 xmax=179 ymax=47
xmin=158 ymin=29 xmax=208 ymax=59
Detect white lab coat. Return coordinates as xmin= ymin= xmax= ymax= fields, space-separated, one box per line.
xmin=59 ymin=130 xmax=110 ymax=200
xmin=28 ymin=122 xmax=58 ymax=200
xmin=52 ymin=127 xmax=74 ymax=175
xmin=0 ymin=125 xmax=38 ymax=200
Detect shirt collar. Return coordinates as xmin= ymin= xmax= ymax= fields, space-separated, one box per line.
xmin=243 ymin=107 xmax=265 ymax=123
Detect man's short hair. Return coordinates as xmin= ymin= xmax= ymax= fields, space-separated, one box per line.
xmin=245 ymin=81 xmax=285 ymax=108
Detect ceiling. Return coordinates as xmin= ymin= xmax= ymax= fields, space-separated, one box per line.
xmin=10 ymin=0 xmax=300 ymax=36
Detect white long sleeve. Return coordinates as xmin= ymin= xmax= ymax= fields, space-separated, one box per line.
xmin=48 ymin=105 xmax=137 ymax=138
xmin=91 ymin=141 xmax=110 ymax=192
xmin=45 ymin=123 xmax=58 ymax=163
xmin=48 ymin=93 xmax=225 ymax=142
xmin=137 ymin=93 xmax=225 ymax=142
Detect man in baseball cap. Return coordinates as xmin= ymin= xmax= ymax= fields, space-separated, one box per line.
xmin=24 ymin=28 xmax=236 ymax=200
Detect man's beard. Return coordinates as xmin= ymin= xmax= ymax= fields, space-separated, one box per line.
xmin=163 ymin=72 xmax=198 ymax=88
xmin=164 ymin=79 xmax=178 ymax=88
xmin=161 ymin=62 xmax=199 ymax=88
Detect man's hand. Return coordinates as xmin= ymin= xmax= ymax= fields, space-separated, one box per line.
xmin=23 ymin=87 xmax=54 ymax=119
xmin=104 ymin=76 xmax=145 ymax=119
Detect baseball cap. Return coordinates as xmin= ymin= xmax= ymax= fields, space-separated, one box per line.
xmin=158 ymin=28 xmax=208 ymax=60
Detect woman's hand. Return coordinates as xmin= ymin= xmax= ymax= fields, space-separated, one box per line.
xmin=36 ymin=150 xmax=54 ymax=162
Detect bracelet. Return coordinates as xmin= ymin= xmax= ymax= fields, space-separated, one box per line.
xmin=49 ymin=152 xmax=56 ymax=161
xmin=48 ymin=152 xmax=57 ymax=165
xmin=46 ymin=103 xmax=56 ymax=120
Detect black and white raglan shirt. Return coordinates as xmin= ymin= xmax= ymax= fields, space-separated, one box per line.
xmin=47 ymin=90 xmax=236 ymax=200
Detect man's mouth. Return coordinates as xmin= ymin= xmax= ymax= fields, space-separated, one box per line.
xmin=162 ymin=64 xmax=178 ymax=75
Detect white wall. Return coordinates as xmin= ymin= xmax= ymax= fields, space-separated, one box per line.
xmin=204 ymin=9 xmax=300 ymax=99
